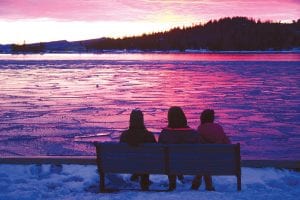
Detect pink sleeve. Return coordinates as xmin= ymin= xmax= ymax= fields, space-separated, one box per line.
xmin=222 ymin=134 xmax=231 ymax=144
xmin=218 ymin=126 xmax=231 ymax=144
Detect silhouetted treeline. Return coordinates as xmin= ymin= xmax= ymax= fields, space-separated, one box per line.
xmin=8 ymin=17 xmax=300 ymax=53
xmin=11 ymin=43 xmax=45 ymax=53
xmin=85 ymin=17 xmax=300 ymax=51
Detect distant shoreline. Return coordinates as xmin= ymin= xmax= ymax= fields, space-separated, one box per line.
xmin=2 ymin=17 xmax=299 ymax=54
xmin=0 ymin=49 xmax=300 ymax=55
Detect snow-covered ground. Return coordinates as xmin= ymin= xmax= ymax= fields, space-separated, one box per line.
xmin=0 ymin=164 xmax=299 ymax=200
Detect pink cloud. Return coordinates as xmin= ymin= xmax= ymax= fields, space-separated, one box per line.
xmin=0 ymin=0 xmax=299 ymax=44
xmin=0 ymin=0 xmax=298 ymax=22
xmin=0 ymin=0 xmax=148 ymax=21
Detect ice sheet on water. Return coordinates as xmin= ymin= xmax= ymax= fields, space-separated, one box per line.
xmin=71 ymin=106 xmax=105 ymax=113
xmin=0 ymin=57 xmax=299 ymax=159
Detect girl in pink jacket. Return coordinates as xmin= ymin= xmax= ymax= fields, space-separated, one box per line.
xmin=191 ymin=109 xmax=231 ymax=191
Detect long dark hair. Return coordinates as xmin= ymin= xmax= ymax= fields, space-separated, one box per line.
xmin=201 ymin=109 xmax=215 ymax=124
xmin=129 ymin=109 xmax=146 ymax=130
xmin=167 ymin=106 xmax=188 ymax=128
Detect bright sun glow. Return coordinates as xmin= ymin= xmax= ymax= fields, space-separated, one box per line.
xmin=0 ymin=18 xmax=193 ymax=44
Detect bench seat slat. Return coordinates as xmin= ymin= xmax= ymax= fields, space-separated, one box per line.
xmin=169 ymin=154 xmax=236 ymax=160
xmin=168 ymin=145 xmax=236 ymax=154
xmin=169 ymin=160 xmax=237 ymax=167
xmin=102 ymin=154 xmax=163 ymax=159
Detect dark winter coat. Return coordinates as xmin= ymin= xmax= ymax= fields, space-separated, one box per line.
xmin=120 ymin=129 xmax=156 ymax=146
xmin=158 ymin=127 xmax=199 ymax=144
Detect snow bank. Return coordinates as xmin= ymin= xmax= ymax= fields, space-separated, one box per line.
xmin=0 ymin=165 xmax=299 ymax=200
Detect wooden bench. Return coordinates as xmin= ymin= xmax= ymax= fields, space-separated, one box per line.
xmin=94 ymin=142 xmax=241 ymax=192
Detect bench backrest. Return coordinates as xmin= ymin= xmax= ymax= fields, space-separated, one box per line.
xmin=94 ymin=143 xmax=240 ymax=176
xmin=168 ymin=144 xmax=240 ymax=175
xmin=95 ymin=143 xmax=166 ymax=174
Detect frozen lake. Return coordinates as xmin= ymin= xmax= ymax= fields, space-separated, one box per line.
xmin=0 ymin=53 xmax=299 ymax=159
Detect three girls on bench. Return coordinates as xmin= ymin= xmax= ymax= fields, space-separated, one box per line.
xmin=158 ymin=106 xmax=199 ymax=191
xmin=119 ymin=109 xmax=156 ymax=191
xmin=191 ymin=109 xmax=231 ymax=191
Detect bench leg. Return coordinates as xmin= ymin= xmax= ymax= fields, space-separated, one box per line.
xmin=99 ymin=172 xmax=105 ymax=192
xmin=237 ymin=174 xmax=241 ymax=191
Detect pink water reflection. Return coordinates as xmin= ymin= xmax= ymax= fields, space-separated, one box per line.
xmin=0 ymin=56 xmax=299 ymax=159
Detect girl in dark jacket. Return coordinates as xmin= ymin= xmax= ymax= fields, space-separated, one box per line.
xmin=158 ymin=106 xmax=199 ymax=191
xmin=119 ymin=109 xmax=156 ymax=190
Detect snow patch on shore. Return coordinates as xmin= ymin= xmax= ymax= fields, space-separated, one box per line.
xmin=0 ymin=165 xmax=299 ymax=200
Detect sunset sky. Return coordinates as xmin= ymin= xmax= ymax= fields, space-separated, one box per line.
xmin=0 ymin=0 xmax=299 ymax=44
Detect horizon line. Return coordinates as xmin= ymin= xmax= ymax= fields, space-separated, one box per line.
xmin=1 ymin=16 xmax=299 ymax=46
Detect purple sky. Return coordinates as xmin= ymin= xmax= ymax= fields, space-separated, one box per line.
xmin=0 ymin=0 xmax=299 ymax=44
